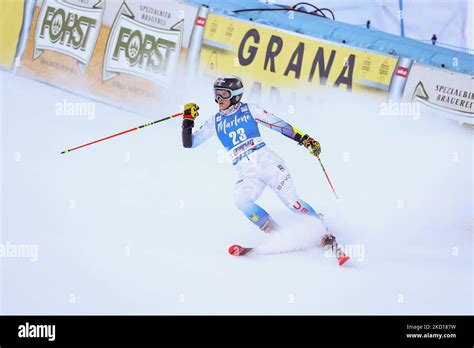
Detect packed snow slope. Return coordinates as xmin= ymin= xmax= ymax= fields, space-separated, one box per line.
xmin=1 ymin=71 xmax=472 ymax=314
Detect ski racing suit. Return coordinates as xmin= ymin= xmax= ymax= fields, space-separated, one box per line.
xmin=182 ymin=102 xmax=320 ymax=232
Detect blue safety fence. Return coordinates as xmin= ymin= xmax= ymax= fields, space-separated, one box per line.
xmin=186 ymin=0 xmax=474 ymax=75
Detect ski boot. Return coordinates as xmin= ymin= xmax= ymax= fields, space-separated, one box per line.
xmin=260 ymin=218 xmax=279 ymax=234
xmin=321 ymin=233 xmax=350 ymax=266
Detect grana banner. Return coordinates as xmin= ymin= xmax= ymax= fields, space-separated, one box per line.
xmin=198 ymin=13 xmax=398 ymax=103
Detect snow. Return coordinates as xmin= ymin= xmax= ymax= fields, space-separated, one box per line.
xmin=1 ymin=70 xmax=472 ymax=314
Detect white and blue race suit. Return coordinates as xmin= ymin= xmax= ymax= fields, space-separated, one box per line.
xmin=189 ymin=102 xmax=319 ymax=231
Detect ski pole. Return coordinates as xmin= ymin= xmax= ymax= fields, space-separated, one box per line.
xmin=60 ymin=112 xmax=183 ymax=154
xmin=316 ymin=155 xmax=339 ymax=200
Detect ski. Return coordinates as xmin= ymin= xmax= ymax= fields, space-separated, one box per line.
xmin=228 ymin=237 xmax=350 ymax=265
xmin=321 ymin=233 xmax=350 ymax=266
xmin=228 ymin=244 xmax=254 ymax=256
xmin=335 ymin=248 xmax=350 ymax=266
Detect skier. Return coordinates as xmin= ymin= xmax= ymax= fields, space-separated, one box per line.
xmin=181 ymin=76 xmax=348 ymax=265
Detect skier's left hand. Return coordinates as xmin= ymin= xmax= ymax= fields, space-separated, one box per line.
xmin=302 ymin=135 xmax=321 ymax=156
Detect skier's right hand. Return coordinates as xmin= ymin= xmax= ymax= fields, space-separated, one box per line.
xmin=183 ymin=103 xmax=199 ymax=120
xmin=300 ymin=134 xmax=321 ymax=156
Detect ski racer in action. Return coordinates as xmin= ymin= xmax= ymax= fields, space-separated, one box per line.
xmin=181 ymin=76 xmax=348 ymax=265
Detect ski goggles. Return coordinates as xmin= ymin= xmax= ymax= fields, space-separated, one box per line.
xmin=214 ymin=89 xmax=232 ymax=101
xmin=214 ymin=88 xmax=243 ymax=102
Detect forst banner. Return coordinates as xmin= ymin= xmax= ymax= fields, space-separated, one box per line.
xmin=19 ymin=0 xmax=196 ymax=115
xmin=198 ymin=13 xmax=398 ymax=104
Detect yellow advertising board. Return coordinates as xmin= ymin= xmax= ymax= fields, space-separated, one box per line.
xmin=0 ymin=0 xmax=25 ymax=69
xmin=200 ymin=13 xmax=397 ymax=100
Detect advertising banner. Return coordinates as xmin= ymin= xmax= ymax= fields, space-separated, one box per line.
xmin=198 ymin=13 xmax=398 ymax=103
xmin=19 ymin=0 xmax=197 ymax=115
xmin=0 ymin=0 xmax=25 ymax=70
xmin=401 ymin=62 xmax=474 ymax=123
